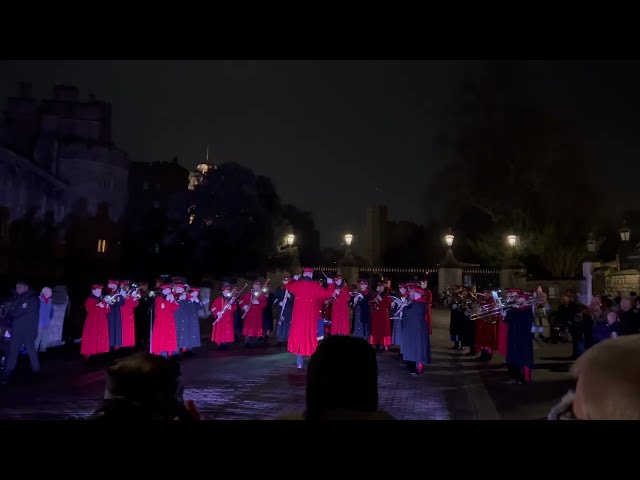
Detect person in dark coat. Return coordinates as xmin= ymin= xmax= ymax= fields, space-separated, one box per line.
xmin=1 ymin=281 xmax=40 ymax=384
xmin=618 ymin=297 xmax=640 ymax=336
xmin=400 ymin=287 xmax=431 ymax=376
xmin=172 ymin=283 xmax=192 ymax=353
xmin=105 ymin=279 xmax=125 ymax=350
xmin=134 ymin=283 xmax=152 ymax=348
xmin=175 ymin=288 xmax=202 ymax=354
xmin=505 ymin=294 xmax=535 ymax=384
xmin=352 ymin=280 xmax=372 ymax=339
xmin=568 ymin=305 xmax=594 ymax=359
xmin=274 ymin=278 xmax=295 ymax=345
xmin=260 ymin=285 xmax=275 ymax=344
xmin=447 ymin=286 xmax=466 ymax=350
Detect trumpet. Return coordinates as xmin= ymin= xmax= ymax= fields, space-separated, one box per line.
xmin=469 ymin=291 xmax=537 ymax=322
xmin=102 ymin=294 xmax=121 ymax=305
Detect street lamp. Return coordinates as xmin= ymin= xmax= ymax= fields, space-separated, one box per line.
xmin=507 ymin=234 xmax=518 ymax=247
xmin=344 ymin=234 xmax=353 ymax=246
xmin=285 ymin=233 xmax=295 ymax=246
xmin=445 ymin=228 xmax=454 ymax=247
xmin=619 ymin=222 xmax=631 ymax=243
xmin=586 ymin=232 xmax=596 ymax=253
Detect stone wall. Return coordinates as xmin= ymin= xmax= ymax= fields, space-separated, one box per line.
xmin=605 ymin=270 xmax=640 ymax=297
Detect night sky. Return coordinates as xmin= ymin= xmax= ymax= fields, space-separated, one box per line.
xmin=1 ymin=60 xmax=639 ymax=250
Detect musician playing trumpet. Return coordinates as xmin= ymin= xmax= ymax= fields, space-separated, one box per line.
xmin=105 ymin=279 xmax=126 ymax=351
xmin=240 ymin=280 xmax=268 ymax=347
xmin=369 ymin=280 xmax=392 ymax=352
xmin=210 ymin=284 xmax=238 ymax=349
xmin=118 ymin=281 xmax=138 ymax=349
xmin=327 ymin=275 xmax=350 ymax=336
xmin=274 ymin=277 xmax=294 ymax=346
xmin=352 ymin=279 xmax=372 ymax=340
xmin=80 ymin=284 xmax=111 ymax=359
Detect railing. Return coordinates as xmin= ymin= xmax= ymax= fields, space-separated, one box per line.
xmin=461 ymin=268 xmax=501 ymax=274
xmin=303 ymin=267 xmax=438 ymax=274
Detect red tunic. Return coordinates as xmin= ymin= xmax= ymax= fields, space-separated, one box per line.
xmin=328 ymin=282 xmax=351 ymax=335
xmin=210 ymin=296 xmax=237 ymax=344
xmin=151 ymin=297 xmax=179 ymax=354
xmin=497 ymin=315 xmax=508 ymax=357
xmin=286 ymin=278 xmax=331 ymax=356
xmin=120 ymin=297 xmax=138 ymax=348
xmin=425 ymin=290 xmax=433 ymax=335
xmin=240 ymin=292 xmax=267 ymax=337
xmin=81 ymin=296 xmax=110 ymax=355
xmin=475 ymin=297 xmax=500 ymax=352
xmin=369 ymin=293 xmax=392 ymax=346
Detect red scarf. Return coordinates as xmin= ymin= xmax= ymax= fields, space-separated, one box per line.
xmin=41 ymin=295 xmax=51 ymax=304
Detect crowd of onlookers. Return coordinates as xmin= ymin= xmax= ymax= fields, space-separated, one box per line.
xmin=545 ymin=289 xmax=640 ymax=359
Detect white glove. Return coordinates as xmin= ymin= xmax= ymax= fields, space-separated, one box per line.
xmin=326 ymin=278 xmax=333 ymax=284
xmin=97 ymin=302 xmax=105 ymax=309
xmin=243 ymin=305 xmax=250 ymax=312
xmin=179 ymin=293 xmax=187 ymax=301
xmin=251 ymin=299 xmax=259 ymax=305
xmin=293 ymin=274 xmax=300 ymax=281
xmin=217 ymin=311 xmax=224 ymax=319
xmin=278 ymin=302 xmax=284 ymax=307
xmin=161 ymin=303 xmax=166 ymax=309
xmin=166 ymin=293 xmax=175 ymax=302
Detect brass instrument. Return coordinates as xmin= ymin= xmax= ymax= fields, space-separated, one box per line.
xmin=469 ymin=290 xmax=537 ymax=322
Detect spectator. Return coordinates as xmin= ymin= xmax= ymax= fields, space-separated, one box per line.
xmin=90 ymin=352 xmax=202 ymax=420
xmin=300 ymin=336 xmax=394 ymax=420
xmin=1 ymin=280 xmax=40 ymax=384
xmin=549 ymin=335 xmax=640 ymax=420
xmin=34 ymin=287 xmax=54 ymax=352
xmin=619 ymin=297 xmax=640 ymax=335
xmin=592 ymin=310 xmax=621 ymax=344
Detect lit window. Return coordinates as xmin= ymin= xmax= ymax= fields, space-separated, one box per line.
xmin=97 ymin=239 xmax=107 ymax=253
xmin=189 ymin=214 xmax=195 ymax=224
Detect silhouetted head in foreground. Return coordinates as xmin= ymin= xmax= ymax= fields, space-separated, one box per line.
xmin=306 ymin=336 xmax=392 ymax=420
xmin=91 ymin=353 xmax=198 ymax=420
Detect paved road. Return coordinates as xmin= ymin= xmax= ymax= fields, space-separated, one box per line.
xmin=0 ymin=309 xmax=574 ymax=420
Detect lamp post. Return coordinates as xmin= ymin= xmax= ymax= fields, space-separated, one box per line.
xmin=584 ymin=232 xmax=598 ymax=306
xmin=441 ymin=227 xmax=459 ymax=267
xmin=507 ymin=234 xmax=518 ymax=247
xmin=619 ymin=222 xmax=631 ymax=243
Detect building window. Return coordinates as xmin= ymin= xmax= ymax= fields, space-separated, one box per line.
xmin=189 ymin=213 xmax=195 ymax=225
xmin=97 ymin=239 xmax=107 ymax=253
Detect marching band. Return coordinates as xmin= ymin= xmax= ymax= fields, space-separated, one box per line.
xmin=77 ymin=273 xmax=534 ymax=382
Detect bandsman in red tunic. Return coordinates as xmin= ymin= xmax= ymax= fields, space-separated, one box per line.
xmin=81 ymin=284 xmax=111 ymax=359
xmin=240 ymin=281 xmax=268 ymax=346
xmin=286 ymin=268 xmax=333 ymax=368
xmin=327 ymin=275 xmax=350 ymax=336
xmin=119 ymin=281 xmax=138 ymax=349
xmin=151 ymin=284 xmax=179 ymax=357
xmin=210 ymin=285 xmax=237 ymax=348
xmin=419 ymin=275 xmax=434 ymax=335
xmin=474 ymin=290 xmax=500 ymax=361
xmin=369 ymin=281 xmax=392 ymax=351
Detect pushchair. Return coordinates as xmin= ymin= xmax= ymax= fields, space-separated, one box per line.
xmin=549 ymin=313 xmax=571 ymax=344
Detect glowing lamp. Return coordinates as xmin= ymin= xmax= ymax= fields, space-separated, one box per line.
xmin=507 ymin=235 xmax=517 ymax=247
xmin=344 ymin=234 xmax=353 ymax=246
xmin=285 ymin=234 xmax=295 ymax=246
xmin=445 ymin=228 xmax=454 ymax=247
xmin=620 ymin=224 xmax=631 ymax=242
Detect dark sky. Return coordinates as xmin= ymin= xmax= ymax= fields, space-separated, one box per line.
xmin=1 ymin=60 xmax=639 ymax=249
